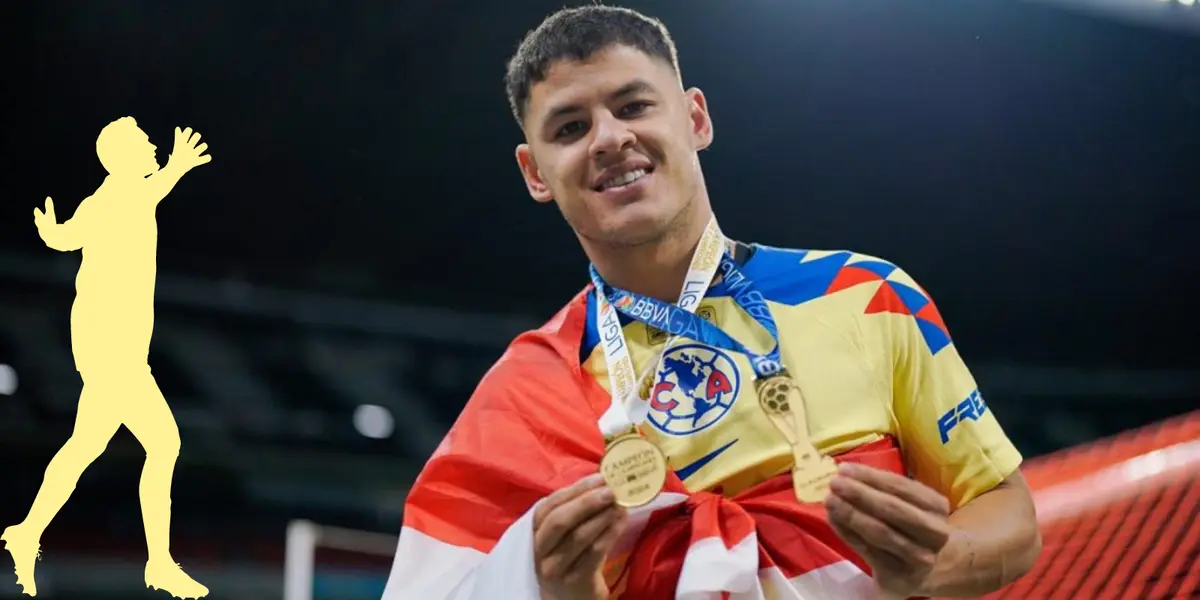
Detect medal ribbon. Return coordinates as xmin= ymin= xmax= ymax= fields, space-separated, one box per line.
xmin=592 ymin=217 xmax=725 ymax=440
xmin=592 ymin=250 xmax=786 ymax=383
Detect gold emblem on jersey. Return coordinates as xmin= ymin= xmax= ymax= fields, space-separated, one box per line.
xmin=647 ymin=326 xmax=669 ymax=346
xmin=639 ymin=371 xmax=654 ymax=403
xmin=754 ymin=373 xmax=837 ymax=503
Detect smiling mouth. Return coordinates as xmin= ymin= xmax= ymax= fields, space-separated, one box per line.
xmin=594 ymin=167 xmax=654 ymax=192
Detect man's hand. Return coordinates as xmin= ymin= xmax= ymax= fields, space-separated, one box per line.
xmin=533 ymin=474 xmax=627 ymax=600
xmin=167 ymin=127 xmax=212 ymax=172
xmin=826 ymin=463 xmax=952 ymax=597
xmin=33 ymin=197 xmax=56 ymax=232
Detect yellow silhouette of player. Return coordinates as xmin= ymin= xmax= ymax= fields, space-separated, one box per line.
xmin=3 ymin=117 xmax=211 ymax=599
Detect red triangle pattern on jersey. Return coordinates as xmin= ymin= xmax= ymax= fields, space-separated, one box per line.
xmin=825 ymin=265 xmax=885 ymax=295
xmin=864 ymin=280 xmax=911 ymax=316
xmin=915 ymin=300 xmax=947 ymax=334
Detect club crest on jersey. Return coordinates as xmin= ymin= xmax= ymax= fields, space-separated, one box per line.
xmin=646 ymin=343 xmax=741 ymax=436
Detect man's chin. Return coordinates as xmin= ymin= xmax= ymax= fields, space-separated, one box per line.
xmin=596 ymin=216 xmax=676 ymax=247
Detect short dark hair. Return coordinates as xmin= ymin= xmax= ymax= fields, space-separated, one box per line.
xmin=504 ymin=4 xmax=681 ymax=128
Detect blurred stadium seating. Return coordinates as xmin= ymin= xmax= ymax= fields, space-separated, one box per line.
xmin=2 ymin=252 xmax=1195 ymax=599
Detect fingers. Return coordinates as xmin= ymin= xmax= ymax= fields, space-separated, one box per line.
xmin=194 ymin=142 xmax=212 ymax=165
xmin=829 ymin=513 xmax=867 ymax=552
xmin=826 ymin=492 xmax=937 ymax=566
xmin=34 ymin=197 xmax=53 ymax=220
xmin=174 ymin=127 xmax=200 ymax=146
xmin=830 ymin=472 xmax=948 ymax=551
xmin=535 ymin=478 xmax=617 ymax=559
xmin=534 ymin=474 xmax=606 ymax=531
xmin=166 ymin=127 xmax=212 ymax=169
xmin=834 ymin=518 xmax=914 ymax=578
xmin=827 ymin=508 xmax=910 ymax=572
xmin=538 ymin=503 xmax=625 ymax=580
xmin=562 ymin=507 xmax=627 ymax=580
xmin=840 ymin=464 xmax=949 ymax=515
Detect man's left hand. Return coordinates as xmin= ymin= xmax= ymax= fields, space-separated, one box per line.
xmin=33 ymin=197 xmax=56 ymax=231
xmin=825 ymin=463 xmax=952 ymax=597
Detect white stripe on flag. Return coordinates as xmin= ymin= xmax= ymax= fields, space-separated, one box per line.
xmin=381 ymin=492 xmax=898 ymax=600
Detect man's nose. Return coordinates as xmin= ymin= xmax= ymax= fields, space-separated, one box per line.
xmin=589 ymin=112 xmax=635 ymax=158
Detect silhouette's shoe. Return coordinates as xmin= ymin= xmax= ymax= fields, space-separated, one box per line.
xmin=145 ymin=561 xmax=208 ymax=599
xmin=1 ymin=526 xmax=41 ymax=597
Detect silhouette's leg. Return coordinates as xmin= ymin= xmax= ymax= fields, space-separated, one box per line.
xmin=3 ymin=378 xmax=120 ymax=596
xmin=123 ymin=368 xmax=206 ymax=598
xmin=122 ymin=370 xmax=181 ymax=565
xmin=14 ymin=380 xmax=122 ymax=536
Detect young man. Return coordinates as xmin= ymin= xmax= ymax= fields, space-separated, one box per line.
xmin=382 ymin=6 xmax=1041 ymax=600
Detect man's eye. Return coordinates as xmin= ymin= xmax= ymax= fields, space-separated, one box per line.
xmin=620 ymin=101 xmax=650 ymax=117
xmin=556 ymin=121 xmax=586 ymax=139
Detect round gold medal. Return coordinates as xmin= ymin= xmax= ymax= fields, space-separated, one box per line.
xmin=599 ymin=433 xmax=668 ymax=508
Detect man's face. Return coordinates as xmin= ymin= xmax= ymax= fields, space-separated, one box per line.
xmin=515 ymin=44 xmax=713 ymax=247
xmin=130 ymin=128 xmax=159 ymax=177
xmin=101 ymin=125 xmax=159 ymax=177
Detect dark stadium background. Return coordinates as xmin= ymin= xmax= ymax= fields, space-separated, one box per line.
xmin=0 ymin=1 xmax=1197 ymax=599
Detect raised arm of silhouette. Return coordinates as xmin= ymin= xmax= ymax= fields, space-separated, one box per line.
xmin=146 ymin=126 xmax=211 ymax=204
xmin=33 ymin=198 xmax=89 ymax=252
xmin=4 ymin=116 xmax=211 ymax=600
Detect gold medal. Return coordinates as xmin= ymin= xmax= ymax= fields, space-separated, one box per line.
xmin=599 ymin=430 xmax=668 ymax=508
xmin=754 ymin=373 xmax=837 ymax=503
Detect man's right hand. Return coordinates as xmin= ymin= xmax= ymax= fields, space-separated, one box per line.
xmin=167 ymin=126 xmax=212 ymax=172
xmin=533 ymin=474 xmax=627 ymax=600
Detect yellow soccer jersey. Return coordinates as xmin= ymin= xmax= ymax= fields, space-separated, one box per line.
xmin=581 ymin=243 xmax=1022 ymax=510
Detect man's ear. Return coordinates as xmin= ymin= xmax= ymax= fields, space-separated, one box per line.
xmin=516 ymin=144 xmax=554 ymax=203
xmin=685 ymin=87 xmax=713 ymax=151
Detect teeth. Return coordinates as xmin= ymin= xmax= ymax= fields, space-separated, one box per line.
xmin=600 ymin=168 xmax=647 ymax=190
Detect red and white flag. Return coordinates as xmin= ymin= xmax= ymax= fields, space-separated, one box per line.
xmin=381 ymin=291 xmax=911 ymax=600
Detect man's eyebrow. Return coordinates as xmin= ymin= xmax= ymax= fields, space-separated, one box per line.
xmin=542 ymin=79 xmax=657 ymax=124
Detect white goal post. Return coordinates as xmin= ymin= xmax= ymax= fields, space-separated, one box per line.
xmin=283 ymin=519 xmax=399 ymax=600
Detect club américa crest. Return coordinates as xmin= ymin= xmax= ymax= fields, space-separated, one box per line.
xmin=645 ymin=343 xmax=741 ymax=436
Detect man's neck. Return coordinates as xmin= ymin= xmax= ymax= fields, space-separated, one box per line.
xmin=587 ymin=213 xmax=720 ymax=303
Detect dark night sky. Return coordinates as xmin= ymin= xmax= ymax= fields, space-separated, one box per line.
xmin=3 ymin=0 xmax=1198 ymax=369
